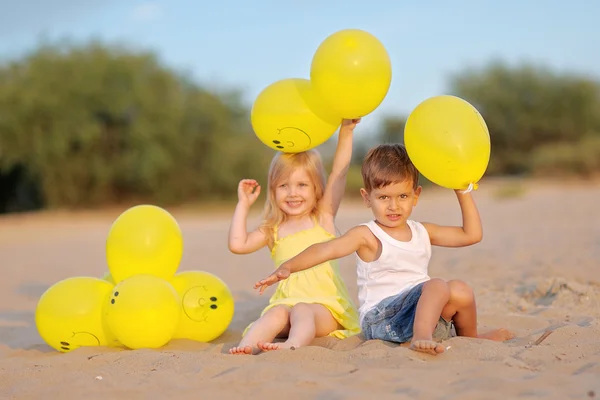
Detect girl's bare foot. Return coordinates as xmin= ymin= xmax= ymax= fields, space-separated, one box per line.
xmin=257 ymin=341 xmax=297 ymax=352
xmin=477 ymin=328 xmax=515 ymax=342
xmin=229 ymin=345 xmax=255 ymax=355
xmin=409 ymin=339 xmax=445 ymax=355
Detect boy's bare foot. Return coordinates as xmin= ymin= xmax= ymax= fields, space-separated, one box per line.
xmin=409 ymin=339 xmax=445 ymax=355
xmin=229 ymin=345 xmax=255 ymax=355
xmin=477 ymin=328 xmax=515 ymax=342
xmin=257 ymin=341 xmax=297 ymax=352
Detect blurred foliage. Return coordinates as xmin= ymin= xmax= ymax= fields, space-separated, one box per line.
xmin=0 ymin=41 xmax=273 ymax=212
xmin=1 ymin=44 xmax=599 ymax=214
xmin=530 ymin=135 xmax=600 ymax=177
xmin=450 ymin=62 xmax=600 ymax=175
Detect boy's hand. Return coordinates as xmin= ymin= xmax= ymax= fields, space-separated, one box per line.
xmin=340 ymin=118 xmax=361 ymax=132
xmin=254 ymin=265 xmax=291 ymax=294
xmin=237 ymin=179 xmax=260 ymax=206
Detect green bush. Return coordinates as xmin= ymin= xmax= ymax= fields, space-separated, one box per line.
xmin=531 ymin=135 xmax=600 ymax=177
xmin=0 ymin=41 xmax=272 ymax=210
xmin=1 ymin=43 xmax=600 ymax=214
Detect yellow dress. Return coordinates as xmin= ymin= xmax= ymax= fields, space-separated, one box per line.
xmin=244 ymin=218 xmax=361 ymax=339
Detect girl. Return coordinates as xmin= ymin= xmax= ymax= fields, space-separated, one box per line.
xmin=228 ymin=119 xmax=362 ymax=354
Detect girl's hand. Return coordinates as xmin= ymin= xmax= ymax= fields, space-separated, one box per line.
xmin=340 ymin=118 xmax=361 ymax=132
xmin=254 ymin=266 xmax=291 ymax=295
xmin=237 ymin=179 xmax=261 ymax=206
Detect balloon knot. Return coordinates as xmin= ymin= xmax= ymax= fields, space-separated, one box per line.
xmin=459 ymin=182 xmax=478 ymax=194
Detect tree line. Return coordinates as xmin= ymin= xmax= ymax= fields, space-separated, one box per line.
xmin=1 ymin=41 xmax=598 ymax=213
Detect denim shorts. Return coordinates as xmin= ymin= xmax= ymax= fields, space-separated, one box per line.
xmin=361 ymin=281 xmax=455 ymax=343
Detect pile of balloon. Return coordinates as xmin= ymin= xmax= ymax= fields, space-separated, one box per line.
xmin=35 ymin=205 xmax=235 ymax=352
xmin=252 ymin=28 xmax=491 ymax=191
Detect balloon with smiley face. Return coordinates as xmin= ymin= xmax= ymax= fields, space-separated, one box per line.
xmin=251 ymin=78 xmax=341 ymax=153
xmin=35 ymin=277 xmax=118 ymax=352
xmin=170 ymin=271 xmax=235 ymax=343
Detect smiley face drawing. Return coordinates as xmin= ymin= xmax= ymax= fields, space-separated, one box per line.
xmin=35 ymin=277 xmax=118 ymax=353
xmin=169 ymin=271 xmax=235 ymax=343
xmin=57 ymin=331 xmax=100 ymax=351
xmin=270 ymin=127 xmax=312 ymax=152
xmin=251 ymin=78 xmax=341 ymax=153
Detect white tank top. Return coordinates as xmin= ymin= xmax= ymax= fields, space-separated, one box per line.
xmin=356 ymin=220 xmax=431 ymax=324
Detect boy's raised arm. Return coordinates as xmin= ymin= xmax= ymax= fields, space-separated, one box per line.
xmin=423 ymin=190 xmax=483 ymax=247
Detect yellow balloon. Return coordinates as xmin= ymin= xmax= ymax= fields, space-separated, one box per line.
xmin=104 ymin=274 xmax=181 ymax=349
xmin=310 ymin=29 xmax=392 ymax=119
xmin=170 ymin=271 xmax=235 ymax=342
xmin=404 ymin=95 xmax=491 ymax=190
xmin=35 ymin=277 xmax=119 ymax=352
xmin=106 ymin=205 xmax=183 ymax=284
xmin=251 ymin=78 xmax=341 ymax=153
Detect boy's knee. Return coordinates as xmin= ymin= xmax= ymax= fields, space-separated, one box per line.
xmin=423 ymin=278 xmax=450 ymax=300
xmin=447 ymin=280 xmax=475 ymax=305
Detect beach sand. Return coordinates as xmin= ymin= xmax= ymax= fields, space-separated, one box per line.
xmin=1 ymin=179 xmax=599 ymax=399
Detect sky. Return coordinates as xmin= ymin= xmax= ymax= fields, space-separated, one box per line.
xmin=0 ymin=0 xmax=598 ymax=133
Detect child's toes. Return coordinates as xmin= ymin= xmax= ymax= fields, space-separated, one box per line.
xmin=410 ymin=340 xmax=445 ymax=355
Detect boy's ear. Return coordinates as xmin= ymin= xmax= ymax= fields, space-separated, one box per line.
xmin=360 ymin=188 xmax=371 ymax=207
xmin=413 ymin=186 xmax=422 ymax=205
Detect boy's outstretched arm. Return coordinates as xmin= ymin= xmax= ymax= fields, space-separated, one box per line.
xmin=319 ymin=118 xmax=361 ymax=218
xmin=254 ymin=225 xmax=369 ymax=294
xmin=423 ymin=190 xmax=483 ymax=247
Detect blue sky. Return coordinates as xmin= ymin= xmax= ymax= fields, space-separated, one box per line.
xmin=0 ymin=0 xmax=598 ymax=133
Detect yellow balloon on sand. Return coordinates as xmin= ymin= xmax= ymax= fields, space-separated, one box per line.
xmin=170 ymin=271 xmax=235 ymax=343
xmin=106 ymin=205 xmax=183 ymax=284
xmin=104 ymin=274 xmax=181 ymax=349
xmin=251 ymin=78 xmax=341 ymax=153
xmin=311 ymin=29 xmax=392 ymax=119
xmin=404 ymin=95 xmax=491 ymax=190
xmin=35 ymin=277 xmax=118 ymax=352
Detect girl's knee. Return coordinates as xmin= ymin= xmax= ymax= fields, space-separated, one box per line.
xmin=264 ymin=305 xmax=291 ymax=321
xmin=447 ymin=280 xmax=475 ymax=305
xmin=290 ymin=302 xmax=314 ymax=317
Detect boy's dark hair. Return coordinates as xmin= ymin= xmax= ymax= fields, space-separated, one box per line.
xmin=361 ymin=143 xmax=420 ymax=192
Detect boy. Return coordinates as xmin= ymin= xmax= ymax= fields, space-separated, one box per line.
xmin=254 ymin=143 xmax=514 ymax=355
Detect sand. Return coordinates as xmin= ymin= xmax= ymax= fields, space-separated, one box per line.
xmin=1 ymin=179 xmax=599 ymax=399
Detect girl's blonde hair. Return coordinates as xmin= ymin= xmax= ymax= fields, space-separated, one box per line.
xmin=259 ymin=150 xmax=326 ymax=248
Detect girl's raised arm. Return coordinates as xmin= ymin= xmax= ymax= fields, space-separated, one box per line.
xmin=318 ymin=119 xmax=360 ymax=220
xmin=228 ymin=179 xmax=268 ymax=254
